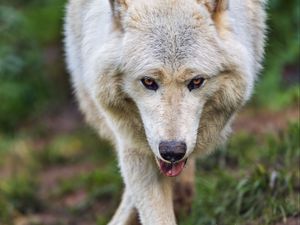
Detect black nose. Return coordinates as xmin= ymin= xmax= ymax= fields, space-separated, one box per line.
xmin=159 ymin=141 xmax=187 ymax=163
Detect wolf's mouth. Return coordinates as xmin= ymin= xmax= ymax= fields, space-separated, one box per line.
xmin=156 ymin=158 xmax=187 ymax=177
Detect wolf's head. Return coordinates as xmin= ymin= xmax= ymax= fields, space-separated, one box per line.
xmin=109 ymin=0 xmax=250 ymax=176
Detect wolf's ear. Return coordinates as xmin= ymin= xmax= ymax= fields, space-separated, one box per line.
xmin=109 ymin=0 xmax=130 ymax=30
xmin=213 ymin=0 xmax=229 ymax=13
xmin=109 ymin=0 xmax=129 ymax=11
xmin=201 ymin=0 xmax=229 ymax=15
xmin=200 ymin=0 xmax=229 ymax=33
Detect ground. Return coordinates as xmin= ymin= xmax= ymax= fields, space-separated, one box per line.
xmin=0 ymin=103 xmax=299 ymax=225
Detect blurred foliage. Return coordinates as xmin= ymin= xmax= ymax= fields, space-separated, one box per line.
xmin=182 ymin=123 xmax=300 ymax=225
xmin=0 ymin=126 xmax=118 ymax=225
xmin=0 ymin=176 xmax=42 ymax=214
xmin=0 ymin=0 xmax=299 ymax=131
xmin=0 ymin=0 xmax=67 ymax=131
xmin=0 ymin=120 xmax=298 ymax=224
xmin=253 ymin=0 xmax=300 ymax=108
xmin=0 ymin=6 xmax=44 ymax=130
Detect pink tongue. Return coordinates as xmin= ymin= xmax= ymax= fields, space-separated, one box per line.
xmin=159 ymin=160 xmax=186 ymax=177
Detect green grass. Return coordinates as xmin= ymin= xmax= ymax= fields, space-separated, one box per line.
xmin=0 ymin=122 xmax=298 ymax=225
xmin=0 ymin=126 xmax=119 ymax=225
xmin=181 ymin=123 xmax=299 ymax=225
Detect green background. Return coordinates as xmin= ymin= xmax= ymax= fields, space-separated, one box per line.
xmin=0 ymin=0 xmax=299 ymax=224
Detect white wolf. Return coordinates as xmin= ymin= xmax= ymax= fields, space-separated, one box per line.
xmin=64 ymin=0 xmax=266 ymax=224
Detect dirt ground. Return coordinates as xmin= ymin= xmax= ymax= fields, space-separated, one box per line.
xmin=4 ymin=104 xmax=300 ymax=225
xmin=233 ymin=105 xmax=299 ymax=134
xmin=275 ymin=217 xmax=300 ymax=225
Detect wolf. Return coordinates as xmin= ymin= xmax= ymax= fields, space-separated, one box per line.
xmin=64 ymin=0 xmax=266 ymax=224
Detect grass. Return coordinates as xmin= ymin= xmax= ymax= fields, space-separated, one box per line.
xmin=181 ymin=123 xmax=299 ymax=225
xmin=0 ymin=124 xmax=121 ymax=225
xmin=0 ymin=117 xmax=298 ymax=225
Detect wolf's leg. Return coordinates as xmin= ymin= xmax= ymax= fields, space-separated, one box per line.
xmin=108 ymin=189 xmax=140 ymax=225
xmin=173 ymin=158 xmax=195 ymax=217
xmin=118 ymin=149 xmax=177 ymax=225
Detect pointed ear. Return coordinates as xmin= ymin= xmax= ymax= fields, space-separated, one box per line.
xmin=202 ymin=0 xmax=229 ymax=15
xmin=201 ymin=0 xmax=229 ymax=33
xmin=109 ymin=0 xmax=130 ymax=30
xmin=212 ymin=0 xmax=229 ymax=27
xmin=214 ymin=0 xmax=229 ymax=13
xmin=109 ymin=0 xmax=129 ymax=12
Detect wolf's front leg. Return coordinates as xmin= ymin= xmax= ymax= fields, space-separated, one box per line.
xmin=119 ymin=149 xmax=177 ymax=225
xmin=108 ymin=188 xmax=140 ymax=225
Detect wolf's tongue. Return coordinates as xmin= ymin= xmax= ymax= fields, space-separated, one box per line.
xmin=159 ymin=159 xmax=186 ymax=177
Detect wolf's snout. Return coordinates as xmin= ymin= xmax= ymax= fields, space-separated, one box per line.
xmin=159 ymin=141 xmax=187 ymax=163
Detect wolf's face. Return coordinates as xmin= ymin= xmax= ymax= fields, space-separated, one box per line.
xmin=116 ymin=0 xmax=247 ymax=176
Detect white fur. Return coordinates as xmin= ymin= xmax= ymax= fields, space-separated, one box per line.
xmin=64 ymin=0 xmax=267 ymax=224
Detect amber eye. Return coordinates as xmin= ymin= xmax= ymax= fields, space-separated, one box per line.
xmin=187 ymin=77 xmax=205 ymax=91
xmin=141 ymin=77 xmax=159 ymax=91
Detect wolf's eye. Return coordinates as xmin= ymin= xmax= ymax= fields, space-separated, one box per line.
xmin=187 ymin=77 xmax=205 ymax=91
xmin=141 ymin=77 xmax=159 ymax=91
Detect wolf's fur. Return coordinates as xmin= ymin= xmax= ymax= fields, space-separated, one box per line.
xmin=64 ymin=0 xmax=266 ymax=224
